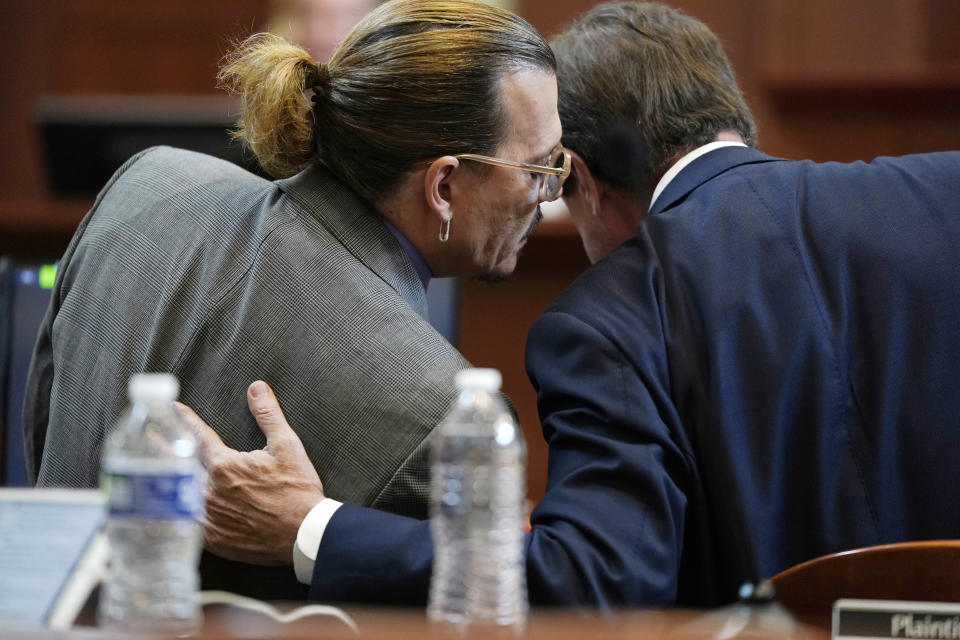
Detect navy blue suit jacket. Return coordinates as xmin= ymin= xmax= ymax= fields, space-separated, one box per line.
xmin=311 ymin=147 xmax=960 ymax=608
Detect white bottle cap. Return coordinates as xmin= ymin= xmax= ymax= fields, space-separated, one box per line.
xmin=454 ymin=368 xmax=502 ymax=392
xmin=127 ymin=373 xmax=180 ymax=403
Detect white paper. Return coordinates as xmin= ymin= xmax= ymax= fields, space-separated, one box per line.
xmin=0 ymin=489 xmax=105 ymax=626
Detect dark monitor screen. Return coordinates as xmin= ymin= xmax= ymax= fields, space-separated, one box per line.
xmin=1 ymin=260 xmax=55 ymax=486
xmin=37 ymin=95 xmax=264 ymax=197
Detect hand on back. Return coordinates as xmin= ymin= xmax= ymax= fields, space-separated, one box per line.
xmin=177 ymin=381 xmax=324 ymax=566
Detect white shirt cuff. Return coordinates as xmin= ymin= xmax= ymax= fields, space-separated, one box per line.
xmin=293 ymin=498 xmax=343 ymax=585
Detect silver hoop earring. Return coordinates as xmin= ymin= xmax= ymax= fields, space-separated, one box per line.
xmin=439 ymin=218 xmax=451 ymax=242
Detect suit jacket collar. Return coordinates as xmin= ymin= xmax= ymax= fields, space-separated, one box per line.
xmin=276 ymin=162 xmax=430 ymax=321
xmin=648 ymin=147 xmax=783 ymax=216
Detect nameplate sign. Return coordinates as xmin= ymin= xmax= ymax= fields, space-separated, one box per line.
xmin=834 ymin=599 xmax=960 ymax=640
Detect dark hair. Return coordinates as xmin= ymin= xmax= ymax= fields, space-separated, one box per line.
xmin=550 ymin=2 xmax=757 ymax=193
xmin=219 ymin=0 xmax=555 ymax=205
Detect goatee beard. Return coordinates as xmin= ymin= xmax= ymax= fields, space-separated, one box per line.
xmin=523 ymin=205 xmax=544 ymax=241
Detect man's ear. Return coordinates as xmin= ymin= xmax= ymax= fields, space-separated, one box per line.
xmin=565 ymin=150 xmax=601 ymax=218
xmin=423 ymin=156 xmax=460 ymax=223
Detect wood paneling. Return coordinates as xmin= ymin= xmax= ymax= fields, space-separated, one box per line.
xmin=922 ymin=1 xmax=960 ymax=63
xmin=49 ymin=2 xmax=267 ymax=94
xmin=0 ymin=1 xmax=57 ymax=200
xmin=0 ymin=0 xmax=269 ymax=202
xmin=757 ymin=1 xmax=923 ymax=75
xmin=752 ymin=0 xmax=960 ymax=161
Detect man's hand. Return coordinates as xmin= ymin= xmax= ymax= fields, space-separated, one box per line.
xmin=176 ymin=380 xmax=325 ymax=566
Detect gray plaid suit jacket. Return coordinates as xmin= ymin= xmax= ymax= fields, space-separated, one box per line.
xmin=22 ymin=146 xmax=469 ymax=597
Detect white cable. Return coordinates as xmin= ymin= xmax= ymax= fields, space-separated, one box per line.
xmin=199 ymin=590 xmax=359 ymax=634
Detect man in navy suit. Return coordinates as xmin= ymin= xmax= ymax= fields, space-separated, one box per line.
xmin=180 ymin=2 xmax=960 ymax=607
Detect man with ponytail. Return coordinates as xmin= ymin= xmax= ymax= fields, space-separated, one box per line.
xmin=23 ymin=0 xmax=566 ymax=599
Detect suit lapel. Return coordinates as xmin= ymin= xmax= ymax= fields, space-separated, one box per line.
xmin=276 ymin=163 xmax=430 ymax=320
xmin=649 ymin=147 xmax=783 ymax=216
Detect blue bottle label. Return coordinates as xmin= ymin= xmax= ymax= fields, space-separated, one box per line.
xmin=104 ymin=471 xmax=202 ymax=519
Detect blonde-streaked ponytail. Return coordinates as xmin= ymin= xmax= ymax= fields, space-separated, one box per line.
xmin=217 ymin=33 xmax=324 ymax=178
xmin=219 ymin=0 xmax=554 ymax=205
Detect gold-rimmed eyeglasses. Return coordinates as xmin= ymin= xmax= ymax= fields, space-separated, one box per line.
xmin=455 ymin=146 xmax=572 ymax=202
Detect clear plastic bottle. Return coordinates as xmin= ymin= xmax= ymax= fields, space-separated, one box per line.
xmin=98 ymin=373 xmax=204 ymax=636
xmin=428 ymin=368 xmax=528 ymax=628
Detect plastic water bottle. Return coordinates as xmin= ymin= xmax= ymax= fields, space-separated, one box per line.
xmin=428 ymin=368 xmax=527 ymax=627
xmin=98 ymin=373 xmax=204 ymax=635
